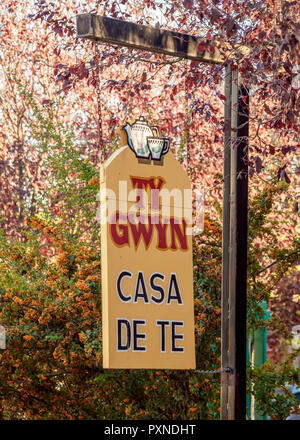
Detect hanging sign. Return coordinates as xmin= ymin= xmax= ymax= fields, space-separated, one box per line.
xmin=100 ymin=117 xmax=195 ymax=369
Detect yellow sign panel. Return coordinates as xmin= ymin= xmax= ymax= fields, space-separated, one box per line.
xmin=101 ymin=119 xmax=195 ymax=369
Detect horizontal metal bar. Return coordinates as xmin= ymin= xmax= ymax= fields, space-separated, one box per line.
xmin=76 ymin=14 xmax=223 ymax=65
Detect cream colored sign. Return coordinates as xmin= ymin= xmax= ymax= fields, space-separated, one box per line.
xmin=101 ymin=127 xmax=195 ymax=369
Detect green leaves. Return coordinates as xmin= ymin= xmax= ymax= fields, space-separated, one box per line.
xmin=249 ymin=357 xmax=300 ymax=420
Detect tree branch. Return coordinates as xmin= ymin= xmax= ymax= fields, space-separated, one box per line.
xmin=258 ymin=250 xmax=300 ymax=274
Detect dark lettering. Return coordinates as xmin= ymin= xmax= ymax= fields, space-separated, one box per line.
xmin=133 ymin=319 xmax=146 ymax=351
xmin=116 ymin=271 xmax=132 ymax=302
xmin=156 ymin=320 xmax=170 ymax=352
xmin=167 ymin=273 xmax=183 ymax=304
xmin=171 ymin=321 xmax=184 ymax=352
xmin=134 ymin=271 xmax=149 ymax=303
xmin=117 ymin=319 xmax=131 ymax=351
xmin=150 ymin=273 xmax=165 ymax=304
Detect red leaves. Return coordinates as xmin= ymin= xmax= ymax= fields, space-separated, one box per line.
xmin=260 ymin=50 xmax=269 ymax=63
xmin=28 ymin=3 xmax=74 ymax=40
xmin=254 ymin=156 xmax=263 ymax=173
xmin=54 ymin=62 xmax=91 ymax=95
xmin=244 ymin=58 xmax=253 ymax=68
xmin=76 ymin=64 xmax=90 ymax=80
xmin=217 ymin=92 xmax=226 ymax=102
xmin=249 ymin=28 xmax=260 ymax=42
xmin=211 ymin=115 xmax=218 ymax=125
xmin=277 ymin=164 xmax=291 ymax=184
xmin=264 ymin=104 xmax=273 ymax=116
xmin=196 ymin=36 xmax=212 ymax=54
xmin=210 ymin=8 xmax=221 ymax=24
xmin=269 ymin=145 xmax=275 ymax=155
xmin=283 ymin=62 xmax=293 ymax=75
xmin=257 ymin=30 xmax=266 ymax=42
xmin=53 ymin=47 xmax=61 ymax=57
xmin=197 ymin=42 xmax=208 ymax=53
xmin=183 ymin=0 xmax=194 ymax=9
xmin=270 ymin=118 xmax=286 ymax=129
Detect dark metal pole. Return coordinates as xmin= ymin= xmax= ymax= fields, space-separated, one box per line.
xmin=221 ymin=64 xmax=232 ymax=420
xmin=234 ymin=81 xmax=249 ymax=419
xmin=228 ymin=71 xmax=249 ymax=420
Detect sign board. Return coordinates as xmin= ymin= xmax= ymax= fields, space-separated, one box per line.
xmin=100 ymin=117 xmax=195 ymax=369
